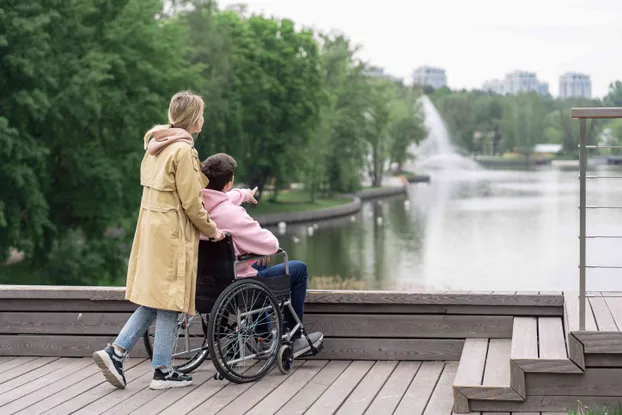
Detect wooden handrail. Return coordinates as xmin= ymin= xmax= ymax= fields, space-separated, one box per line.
xmin=571 ymin=107 xmax=622 ymax=119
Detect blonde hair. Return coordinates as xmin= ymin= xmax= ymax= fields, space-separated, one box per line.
xmin=143 ymin=90 xmax=205 ymax=149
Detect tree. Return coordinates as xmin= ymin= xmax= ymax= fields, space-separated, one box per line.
xmin=0 ymin=0 xmax=199 ymax=284
xmin=501 ymin=93 xmax=546 ymax=156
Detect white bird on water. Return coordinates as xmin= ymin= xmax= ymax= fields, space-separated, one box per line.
xmin=307 ymin=226 xmax=314 ymax=236
xmin=376 ymin=217 xmax=383 ymax=225
xmin=292 ymin=236 xmax=300 ymax=243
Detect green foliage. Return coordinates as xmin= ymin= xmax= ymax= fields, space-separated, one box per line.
xmin=429 ymin=87 xmax=608 ymax=157
xmin=0 ymin=0 xmax=198 ymax=283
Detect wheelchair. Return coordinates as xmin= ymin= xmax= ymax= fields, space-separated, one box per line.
xmin=143 ymin=233 xmax=322 ymax=383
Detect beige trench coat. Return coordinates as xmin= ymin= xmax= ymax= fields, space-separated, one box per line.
xmin=125 ymin=142 xmax=217 ymax=315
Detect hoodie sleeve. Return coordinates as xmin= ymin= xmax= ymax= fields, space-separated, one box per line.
xmin=175 ymin=147 xmax=218 ymax=238
xmin=226 ymin=188 xmax=252 ymax=206
xmin=228 ymin=206 xmax=279 ymax=256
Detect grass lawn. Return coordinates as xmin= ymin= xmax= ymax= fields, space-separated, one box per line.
xmin=246 ymin=189 xmax=350 ymax=216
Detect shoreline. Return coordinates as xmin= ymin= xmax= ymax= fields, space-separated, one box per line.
xmin=254 ymin=185 xmax=410 ymax=226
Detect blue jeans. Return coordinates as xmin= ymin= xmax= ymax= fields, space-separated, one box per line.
xmin=254 ymin=260 xmax=308 ymax=336
xmin=113 ymin=306 xmax=178 ymax=369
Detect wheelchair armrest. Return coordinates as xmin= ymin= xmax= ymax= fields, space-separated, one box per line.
xmin=236 ymin=248 xmax=284 ymax=263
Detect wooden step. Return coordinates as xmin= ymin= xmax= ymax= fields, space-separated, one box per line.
xmin=562 ymin=292 xmax=588 ymax=370
xmin=511 ymin=317 xmax=583 ymax=374
xmin=453 ymin=339 xmax=524 ymax=414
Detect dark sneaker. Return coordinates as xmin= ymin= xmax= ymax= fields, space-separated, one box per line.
xmin=149 ymin=368 xmax=193 ymax=390
xmin=93 ymin=344 xmax=127 ymax=389
xmin=293 ymin=332 xmax=323 ymax=357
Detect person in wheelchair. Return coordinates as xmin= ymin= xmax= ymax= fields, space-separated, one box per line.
xmin=199 ymin=153 xmax=323 ymax=356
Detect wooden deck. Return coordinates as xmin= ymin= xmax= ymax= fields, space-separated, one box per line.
xmin=0 ymin=356 xmax=568 ymax=415
xmin=2 ymin=286 xmax=616 ymax=413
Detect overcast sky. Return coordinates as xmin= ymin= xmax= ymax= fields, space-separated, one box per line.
xmin=218 ymin=0 xmax=622 ymax=98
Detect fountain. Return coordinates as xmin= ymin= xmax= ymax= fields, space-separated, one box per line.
xmin=406 ymin=95 xmax=480 ymax=172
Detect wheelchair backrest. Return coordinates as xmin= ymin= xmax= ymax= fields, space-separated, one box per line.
xmin=195 ymin=234 xmax=237 ymax=313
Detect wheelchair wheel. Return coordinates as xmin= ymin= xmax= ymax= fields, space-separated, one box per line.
xmin=208 ymin=279 xmax=283 ymax=384
xmin=143 ymin=312 xmax=209 ymax=373
xmin=277 ymin=344 xmax=293 ymax=374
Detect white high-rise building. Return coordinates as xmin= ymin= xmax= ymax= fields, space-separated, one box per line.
xmin=482 ymin=79 xmax=505 ymax=95
xmin=482 ymin=71 xmax=549 ymax=96
xmin=559 ymin=72 xmax=591 ymax=99
xmin=412 ymin=66 xmax=447 ymax=89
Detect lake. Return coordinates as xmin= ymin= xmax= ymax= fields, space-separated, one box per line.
xmin=268 ymin=166 xmax=622 ymax=292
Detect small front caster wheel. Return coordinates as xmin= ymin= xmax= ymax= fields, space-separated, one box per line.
xmin=277 ymin=344 xmax=294 ymax=374
xmin=213 ymin=373 xmax=224 ymax=381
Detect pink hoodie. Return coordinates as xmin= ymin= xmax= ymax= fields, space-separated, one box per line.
xmin=200 ymin=188 xmax=280 ymax=277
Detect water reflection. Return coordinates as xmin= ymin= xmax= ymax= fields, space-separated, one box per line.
xmin=269 ymin=166 xmax=622 ymax=292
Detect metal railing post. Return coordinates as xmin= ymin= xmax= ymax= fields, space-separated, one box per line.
xmin=579 ymin=118 xmax=587 ymax=331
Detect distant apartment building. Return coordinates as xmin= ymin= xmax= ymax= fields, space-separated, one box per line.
xmin=412 ymin=66 xmax=447 ymax=89
xmin=365 ymin=67 xmax=403 ymax=84
xmin=482 ymin=70 xmax=549 ymax=96
xmin=482 ymin=79 xmax=505 ymax=95
xmin=559 ymin=72 xmax=591 ymax=99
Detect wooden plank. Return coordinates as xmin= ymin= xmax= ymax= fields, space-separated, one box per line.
xmin=72 ymin=366 xmax=156 ymax=415
xmin=129 ymin=365 xmax=216 ymax=414
xmin=40 ymin=360 xmax=154 ymax=415
xmin=157 ymin=374 xmax=229 ymax=415
xmin=571 ymin=107 xmax=622 ymax=119
xmin=103 ymin=366 xmax=215 ymax=415
xmin=589 ymin=297 xmax=618 ymax=331
xmin=0 ymin=357 xmax=38 ymax=374
xmin=454 ymin=339 xmax=487 ymax=387
xmin=3 ymin=358 xmax=101 ymax=414
xmin=0 ymin=357 xmax=59 ymax=385
xmin=306 ymin=291 xmax=563 ymax=306
xmin=215 ymin=362 xmax=304 ymax=415
xmin=0 ymin=357 xmax=91 ymax=408
xmin=0 ymin=286 xmax=564 ymax=306
xmin=275 ymin=360 xmax=351 ymax=415
xmin=1 ymin=358 xmax=73 ymax=396
xmin=365 ymin=361 xmax=421 ymax=415
xmin=563 ymin=292 xmax=587 ymax=370
xmin=471 ymin=395 xmax=622 ymax=412
xmin=565 ymin=291 xmax=597 ymax=332
xmin=0 ymin=312 xmax=133 ymax=335
xmin=540 ymin=291 xmax=562 ymax=296
xmin=526 ymin=368 xmax=622 ymax=396
xmin=304 ymin=360 xmax=374 ymax=415
xmin=306 ymin=303 xmax=448 ymax=314
xmin=304 ymin=314 xmax=513 ymax=338
xmin=423 ymin=362 xmax=458 ymax=415
xmin=483 ymin=339 xmax=511 ymax=386
xmin=307 ymin=338 xmax=464 ymax=361
xmin=245 ymin=360 xmax=328 ymax=415
xmin=511 ymin=318 xmax=537 ymax=360
xmin=0 ymin=299 xmax=137 ymax=312
xmin=446 ymin=305 xmax=562 ymax=317
xmin=0 ymin=335 xmax=150 ymax=357
xmin=573 ymin=332 xmax=622 ymax=353
xmin=20 ymin=359 xmax=144 ymax=415
xmin=585 ymin=354 xmax=622 ymax=367
xmin=603 ymin=296 xmax=622 ymax=330
xmin=538 ymin=318 xmax=567 ymax=359
xmin=335 ymin=361 xmax=397 ymax=415
xmin=393 ymin=362 xmax=444 ymax=415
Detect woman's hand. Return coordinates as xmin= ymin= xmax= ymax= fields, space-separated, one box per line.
xmin=209 ymin=230 xmax=226 ymax=242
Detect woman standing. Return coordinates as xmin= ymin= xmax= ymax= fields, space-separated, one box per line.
xmin=93 ymin=91 xmax=224 ymax=390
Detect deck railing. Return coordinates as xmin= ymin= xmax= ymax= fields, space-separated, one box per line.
xmin=571 ymin=107 xmax=622 ymax=330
